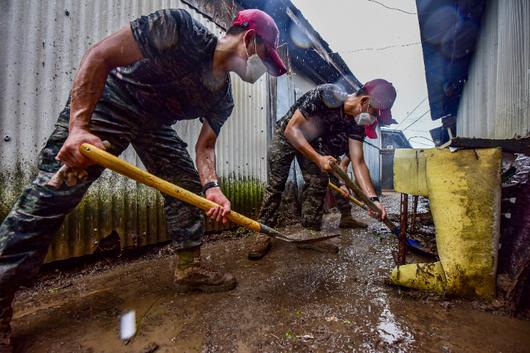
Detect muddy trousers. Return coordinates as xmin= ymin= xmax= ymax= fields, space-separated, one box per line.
xmin=0 ymin=102 xmax=204 ymax=310
xmin=259 ymin=128 xmax=332 ymax=230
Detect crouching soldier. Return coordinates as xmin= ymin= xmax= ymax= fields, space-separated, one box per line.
xmin=248 ymin=80 xmax=396 ymax=260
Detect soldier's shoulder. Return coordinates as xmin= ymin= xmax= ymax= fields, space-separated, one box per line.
xmin=318 ymin=84 xmax=347 ymax=109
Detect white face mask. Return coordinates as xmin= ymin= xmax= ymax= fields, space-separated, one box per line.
xmin=240 ymin=36 xmax=267 ymax=83
xmin=354 ymin=102 xmax=377 ymax=126
xmin=354 ymin=112 xmax=377 ymax=126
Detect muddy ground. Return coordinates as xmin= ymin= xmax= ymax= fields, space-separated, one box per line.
xmin=11 ymin=194 xmax=530 ymax=353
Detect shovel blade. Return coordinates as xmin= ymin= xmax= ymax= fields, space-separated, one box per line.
xmin=260 ymin=224 xmax=343 ymax=243
xmin=288 ymin=231 xmax=342 ymax=244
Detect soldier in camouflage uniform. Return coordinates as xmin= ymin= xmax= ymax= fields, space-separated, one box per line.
xmin=249 ymin=81 xmax=396 ymax=260
xmin=0 ymin=8 xmax=286 ymax=351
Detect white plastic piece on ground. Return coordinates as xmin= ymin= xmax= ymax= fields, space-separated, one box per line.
xmin=120 ymin=310 xmax=136 ymax=341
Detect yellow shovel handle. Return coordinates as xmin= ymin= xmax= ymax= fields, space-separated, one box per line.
xmin=80 ymin=143 xmax=261 ymax=233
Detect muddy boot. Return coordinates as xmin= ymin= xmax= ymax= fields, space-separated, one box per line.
xmin=339 ymin=212 xmax=368 ymax=229
xmin=247 ymin=234 xmax=272 ymax=260
xmin=296 ymin=229 xmax=340 ymax=253
xmin=0 ymin=293 xmax=14 ymax=353
xmin=174 ymin=246 xmax=237 ymax=293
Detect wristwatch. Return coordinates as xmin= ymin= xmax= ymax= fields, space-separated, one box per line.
xmin=202 ymin=181 xmax=220 ymax=194
xmin=369 ymin=196 xmax=380 ymax=202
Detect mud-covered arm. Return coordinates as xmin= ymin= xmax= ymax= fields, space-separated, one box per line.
xmin=284 ymin=109 xmax=336 ymax=172
xmin=57 ymin=26 xmax=144 ymax=167
xmin=349 ymin=138 xmax=386 ymax=220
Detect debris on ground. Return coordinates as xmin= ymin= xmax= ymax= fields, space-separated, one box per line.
xmin=498 ymin=153 xmax=530 ymax=316
xmin=120 ymin=311 xmax=136 ymax=341
xmin=10 ymin=193 xmax=530 ymax=353
xmin=140 ymin=342 xmax=159 ymax=353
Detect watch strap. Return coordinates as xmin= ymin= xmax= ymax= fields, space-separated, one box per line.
xmin=202 ymin=181 xmax=220 ymax=194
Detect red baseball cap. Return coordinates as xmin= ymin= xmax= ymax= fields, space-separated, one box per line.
xmin=362 ymin=79 xmax=397 ymax=125
xmin=361 ymin=79 xmax=397 ymax=139
xmin=232 ymin=9 xmax=287 ymax=77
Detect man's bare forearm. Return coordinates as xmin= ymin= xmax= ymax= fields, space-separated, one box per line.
xmin=69 ymin=27 xmax=143 ymax=132
xmin=70 ymin=50 xmax=111 ymax=131
xmin=352 ymin=162 xmax=377 ymax=197
xmin=284 ymin=127 xmax=321 ymax=165
xmin=196 ymin=146 xmax=219 ymax=186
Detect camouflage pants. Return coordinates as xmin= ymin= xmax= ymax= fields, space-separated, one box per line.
xmin=0 ymin=99 xmax=204 ymax=295
xmin=259 ymin=125 xmax=351 ymax=230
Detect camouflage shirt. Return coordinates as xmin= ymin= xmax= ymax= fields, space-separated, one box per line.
xmin=103 ymin=9 xmax=234 ymax=135
xmin=323 ymin=132 xmax=350 ymax=158
xmin=277 ymin=84 xmax=364 ymax=156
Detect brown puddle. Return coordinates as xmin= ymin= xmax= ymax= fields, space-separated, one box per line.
xmin=11 ymin=197 xmax=530 ymax=353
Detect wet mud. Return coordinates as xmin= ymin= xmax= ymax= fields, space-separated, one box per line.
xmin=11 ymin=194 xmax=530 ymax=353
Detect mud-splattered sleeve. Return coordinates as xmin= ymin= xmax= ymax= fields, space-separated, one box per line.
xmin=130 ymin=9 xmax=190 ymax=61
xmin=297 ymin=87 xmax=326 ymax=120
xmin=348 ymin=124 xmax=365 ymax=142
xmin=298 ymin=84 xmax=345 ymax=120
xmin=203 ymin=96 xmax=235 ymax=136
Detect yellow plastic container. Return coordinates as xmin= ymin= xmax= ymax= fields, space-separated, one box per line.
xmin=391 ymin=148 xmax=501 ymax=299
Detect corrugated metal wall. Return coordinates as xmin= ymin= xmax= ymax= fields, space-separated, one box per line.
xmin=458 ymin=0 xmax=530 ymax=138
xmin=0 ymin=0 xmax=268 ymax=261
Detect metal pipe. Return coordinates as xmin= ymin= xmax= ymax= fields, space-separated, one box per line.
xmin=399 ymin=193 xmax=409 ymax=265
xmin=411 ymin=195 xmax=419 ymax=233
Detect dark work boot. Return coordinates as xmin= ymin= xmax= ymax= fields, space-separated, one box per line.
xmin=339 ymin=212 xmax=368 ymax=229
xmin=247 ymin=234 xmax=272 ymax=260
xmin=174 ymin=246 xmax=237 ymax=293
xmin=0 ymin=293 xmax=14 ymax=353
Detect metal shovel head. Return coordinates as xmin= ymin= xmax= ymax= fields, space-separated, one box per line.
xmin=289 ymin=231 xmax=342 ymax=244
xmin=261 ymin=224 xmax=342 ymax=243
xmin=390 ymin=227 xmax=437 ymax=258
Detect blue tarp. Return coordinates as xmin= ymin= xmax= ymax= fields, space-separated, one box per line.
xmin=416 ymin=0 xmax=486 ymax=120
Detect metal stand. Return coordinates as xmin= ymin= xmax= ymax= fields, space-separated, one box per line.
xmin=399 ymin=193 xmax=409 ymax=265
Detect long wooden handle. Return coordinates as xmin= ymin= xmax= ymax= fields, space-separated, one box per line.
xmin=80 ymin=143 xmax=262 ymax=233
xmin=330 ymin=164 xmax=398 ymax=233
xmin=80 ymin=144 xmax=344 ymax=244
